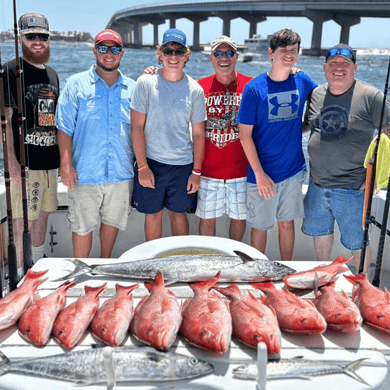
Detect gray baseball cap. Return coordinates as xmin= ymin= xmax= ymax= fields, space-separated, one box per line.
xmin=18 ymin=13 xmax=50 ymax=35
xmin=211 ymin=36 xmax=237 ymax=52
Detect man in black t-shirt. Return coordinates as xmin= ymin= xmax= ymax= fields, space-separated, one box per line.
xmin=4 ymin=13 xmax=60 ymax=275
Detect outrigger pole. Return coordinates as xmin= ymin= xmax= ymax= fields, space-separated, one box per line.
xmin=12 ymin=0 xmax=32 ymax=277
xmin=0 ymin=46 xmax=17 ymax=294
xmin=359 ymin=57 xmax=390 ymax=275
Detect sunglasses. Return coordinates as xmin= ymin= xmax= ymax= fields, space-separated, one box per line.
xmin=212 ymin=50 xmax=236 ymax=58
xmin=96 ymin=45 xmax=122 ymax=55
xmin=162 ymin=49 xmax=186 ymax=57
xmin=326 ymin=48 xmax=354 ymax=61
xmin=24 ymin=33 xmax=49 ymax=42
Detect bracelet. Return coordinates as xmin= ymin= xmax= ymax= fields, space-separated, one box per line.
xmin=192 ymin=170 xmax=201 ymax=176
xmin=138 ymin=164 xmax=149 ymax=172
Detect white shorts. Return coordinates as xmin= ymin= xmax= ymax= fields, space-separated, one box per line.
xmin=195 ymin=176 xmax=247 ymax=220
xmin=247 ymin=170 xmax=306 ymax=231
xmin=67 ymin=181 xmax=133 ymax=235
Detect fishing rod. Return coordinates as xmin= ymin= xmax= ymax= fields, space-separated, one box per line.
xmin=359 ymin=57 xmax=390 ymax=275
xmin=372 ymin=179 xmax=390 ymax=287
xmin=0 ymin=45 xmax=17 ymax=294
xmin=12 ymin=0 xmax=32 ymax=277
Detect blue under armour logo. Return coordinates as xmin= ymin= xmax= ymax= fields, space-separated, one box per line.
xmin=269 ymin=94 xmax=299 ymax=116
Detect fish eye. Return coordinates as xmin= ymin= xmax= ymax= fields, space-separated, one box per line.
xmin=101 ymin=327 xmax=106 ymax=334
xmin=58 ymin=330 xmax=64 ymax=336
xmin=147 ymin=327 xmax=153 ymax=334
xmin=254 ymin=333 xmax=262 ymax=340
xmin=200 ymin=331 xmax=206 ymax=338
xmin=301 ymin=318 xmax=307 ymax=323
xmin=189 ymin=357 xmax=198 ymax=366
xmin=274 ymin=262 xmax=283 ymax=268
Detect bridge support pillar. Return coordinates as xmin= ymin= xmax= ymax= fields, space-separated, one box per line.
xmin=133 ymin=22 xmax=143 ymax=46
xmin=303 ymin=10 xmax=333 ymax=55
xmin=221 ymin=16 xmax=232 ymax=37
xmin=239 ymin=15 xmax=267 ymax=39
xmin=169 ymin=18 xmax=176 ymax=29
xmin=152 ymin=20 xmax=165 ymax=47
xmin=188 ymin=16 xmax=208 ymax=51
xmin=334 ymin=14 xmax=360 ymax=44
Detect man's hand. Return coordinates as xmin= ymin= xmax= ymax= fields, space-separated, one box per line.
xmin=60 ymin=163 xmax=78 ymax=190
xmin=143 ymin=66 xmax=158 ymax=75
xmin=187 ymin=173 xmax=200 ymax=194
xmin=255 ymin=172 xmax=276 ymax=200
xmin=138 ymin=167 xmax=155 ymax=189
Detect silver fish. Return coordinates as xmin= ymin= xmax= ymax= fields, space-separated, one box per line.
xmin=232 ymin=358 xmax=371 ymax=386
xmin=53 ymin=251 xmax=296 ymax=283
xmin=0 ymin=346 xmax=213 ymax=384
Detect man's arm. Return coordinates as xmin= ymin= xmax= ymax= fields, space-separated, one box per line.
xmin=239 ymin=123 xmax=275 ymax=199
xmin=58 ymin=130 xmax=77 ymax=190
xmin=131 ymin=109 xmax=155 ymax=189
xmin=187 ymin=121 xmax=205 ymax=194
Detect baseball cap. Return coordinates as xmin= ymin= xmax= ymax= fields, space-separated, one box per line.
xmin=211 ymin=36 xmax=237 ymax=52
xmin=161 ymin=28 xmax=187 ymax=47
xmin=18 ymin=13 xmax=50 ymax=35
xmin=95 ymin=29 xmax=123 ymax=47
xmin=325 ymin=43 xmax=356 ymax=64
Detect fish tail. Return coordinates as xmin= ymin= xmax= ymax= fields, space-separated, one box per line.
xmin=145 ymin=270 xmax=164 ymax=291
xmin=0 ymin=350 xmax=10 ymax=375
xmin=214 ymin=284 xmax=240 ymax=298
xmin=344 ymin=273 xmax=368 ymax=285
xmin=333 ymin=254 xmax=353 ymax=265
xmin=25 ymin=269 xmax=49 ymax=280
xmin=51 ymin=259 xmax=94 ymax=282
xmin=84 ymin=283 xmax=107 ymax=298
xmin=343 ymin=358 xmax=371 ymax=387
xmin=190 ymin=271 xmax=221 ymax=292
xmin=251 ymin=281 xmax=275 ymax=292
xmin=115 ymin=283 xmax=139 ymax=295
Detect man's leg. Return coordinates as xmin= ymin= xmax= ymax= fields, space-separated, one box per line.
xmin=145 ymin=210 xmax=164 ymax=241
xmin=277 ymin=220 xmax=294 ymax=260
xmin=30 ymin=210 xmax=51 ymax=263
xmin=251 ymin=227 xmax=267 ymax=254
xmin=168 ymin=210 xmax=189 ymax=236
xmin=100 ymin=223 xmax=119 ymax=258
xmin=230 ymin=219 xmax=246 ymax=242
xmin=12 ymin=218 xmax=23 ymax=270
xmin=73 ymin=231 xmax=93 ymax=258
xmin=313 ymin=235 xmax=334 ymax=262
xmin=199 ymin=218 xmax=216 ymax=236
xmin=352 ymin=246 xmax=372 ymax=275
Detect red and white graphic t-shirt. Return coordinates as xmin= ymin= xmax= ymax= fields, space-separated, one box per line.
xmin=198 ymin=72 xmax=252 ymax=179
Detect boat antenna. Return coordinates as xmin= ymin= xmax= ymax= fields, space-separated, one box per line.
xmin=359 ymin=57 xmax=390 ymax=275
xmin=12 ymin=0 xmax=33 ymax=280
xmin=0 ymin=45 xmax=17 ymax=294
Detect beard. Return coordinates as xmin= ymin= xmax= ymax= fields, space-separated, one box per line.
xmin=96 ymin=58 xmax=120 ymax=72
xmin=21 ymin=41 xmax=51 ymax=65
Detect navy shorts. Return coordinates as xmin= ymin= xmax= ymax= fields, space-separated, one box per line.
xmin=133 ymin=158 xmax=196 ymax=214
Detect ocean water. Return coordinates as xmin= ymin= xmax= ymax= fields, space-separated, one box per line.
xmin=1 ymin=42 xmax=390 ymax=180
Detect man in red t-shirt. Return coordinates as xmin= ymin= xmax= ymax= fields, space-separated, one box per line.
xmin=195 ymin=36 xmax=253 ymax=241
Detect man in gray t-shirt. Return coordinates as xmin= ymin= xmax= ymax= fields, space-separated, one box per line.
xmin=302 ymin=43 xmax=390 ymax=274
xmin=131 ymin=28 xmax=206 ymax=241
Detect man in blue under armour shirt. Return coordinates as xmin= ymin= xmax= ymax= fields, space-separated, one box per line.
xmin=237 ymin=29 xmax=317 ymax=260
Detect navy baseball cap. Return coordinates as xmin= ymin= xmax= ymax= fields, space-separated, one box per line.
xmin=162 ymin=28 xmax=187 ymax=47
xmin=325 ymin=43 xmax=356 ymax=64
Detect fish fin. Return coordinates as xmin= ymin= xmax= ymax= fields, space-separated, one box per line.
xmin=190 ymin=271 xmax=221 ymax=292
xmin=32 ymin=277 xmax=49 ymax=292
xmin=341 ymin=290 xmax=350 ymax=300
xmin=233 ymin=250 xmax=254 ymax=263
xmin=333 ymin=254 xmax=354 ymax=265
xmin=145 ymin=270 xmax=164 ymax=292
xmin=84 ymin=283 xmax=107 ymax=298
xmin=51 ymin=259 xmax=93 ymax=282
xmin=247 ymin=289 xmax=258 ymax=302
xmin=314 ymin=272 xmax=319 ymax=296
xmin=268 ymin=304 xmax=277 ymax=319
xmin=25 ymin=269 xmax=49 ymax=280
xmin=115 ymin=283 xmax=139 ymax=295
xmin=385 ymin=288 xmax=390 ymax=304
xmin=344 ymin=273 xmax=368 ymax=285
xmin=0 ymin=350 xmax=10 ymax=366
xmin=343 ymin=359 xmax=371 ymax=387
xmin=214 ymin=284 xmax=240 ymax=298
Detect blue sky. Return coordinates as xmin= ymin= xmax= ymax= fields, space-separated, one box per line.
xmin=1 ymin=0 xmax=390 ymax=48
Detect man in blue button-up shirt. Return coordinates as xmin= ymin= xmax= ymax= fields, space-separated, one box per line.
xmin=55 ymin=29 xmax=135 ymax=258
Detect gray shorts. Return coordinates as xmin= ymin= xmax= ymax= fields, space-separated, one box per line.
xmin=195 ymin=176 xmax=247 ymax=220
xmin=67 ymin=181 xmax=133 ymax=235
xmin=247 ymin=170 xmax=305 ymax=231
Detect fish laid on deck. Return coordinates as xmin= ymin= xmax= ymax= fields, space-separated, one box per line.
xmin=52 ymin=283 xmax=107 ymax=349
xmin=90 ymin=283 xmax=139 ymax=347
xmin=130 ymin=270 xmax=182 ymax=351
xmin=0 ymin=346 xmax=214 ymax=384
xmin=344 ymin=273 xmax=390 ymax=334
xmin=214 ymin=284 xmax=281 ymax=354
xmin=283 ymin=255 xmax=352 ymax=290
xmin=232 ymin=357 xmax=371 ymax=386
xmin=53 ymin=251 xmax=296 ymax=284
xmin=0 ymin=269 xmax=48 ymax=331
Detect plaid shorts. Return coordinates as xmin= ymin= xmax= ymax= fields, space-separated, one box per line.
xmin=195 ymin=176 xmax=247 ymax=220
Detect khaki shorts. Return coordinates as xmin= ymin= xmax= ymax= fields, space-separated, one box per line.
xmin=67 ymin=181 xmax=133 ymax=236
xmin=11 ymin=169 xmax=58 ymax=221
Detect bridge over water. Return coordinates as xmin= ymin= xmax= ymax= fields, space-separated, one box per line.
xmin=106 ymin=0 xmax=390 ymax=54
